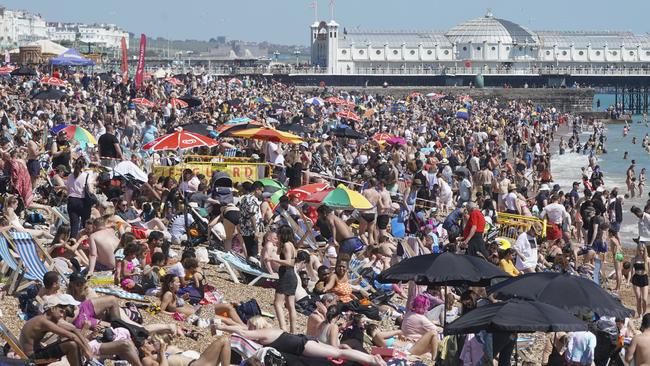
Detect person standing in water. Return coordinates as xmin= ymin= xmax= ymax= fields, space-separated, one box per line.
xmin=640 ymin=168 xmax=647 ymax=197
xmin=628 ymin=160 xmax=637 ymax=198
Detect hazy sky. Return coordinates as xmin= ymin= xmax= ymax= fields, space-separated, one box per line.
xmin=7 ymin=0 xmax=650 ymax=45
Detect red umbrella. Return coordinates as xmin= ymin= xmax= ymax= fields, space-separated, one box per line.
xmin=337 ymin=110 xmax=361 ymax=122
xmin=144 ymin=72 xmax=154 ymax=80
xmin=132 ymin=98 xmax=156 ymax=108
xmin=387 ymin=136 xmax=407 ymax=146
xmin=142 ymin=129 xmax=218 ymax=151
xmin=326 ymin=97 xmax=345 ymax=104
xmin=165 ymin=77 xmax=183 ymax=85
xmin=228 ymin=78 xmax=243 ymax=86
xmin=372 ymin=133 xmax=394 ymax=144
xmin=40 ymin=76 xmax=67 ymax=87
xmin=410 ymin=92 xmax=422 ymax=98
xmin=287 ymin=182 xmax=330 ymax=201
xmin=0 ymin=66 xmax=14 ymax=74
xmin=169 ymin=98 xmax=189 ymax=109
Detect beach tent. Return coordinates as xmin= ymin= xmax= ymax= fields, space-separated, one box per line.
xmin=27 ymin=40 xmax=68 ymax=55
xmin=50 ymin=49 xmax=95 ymax=67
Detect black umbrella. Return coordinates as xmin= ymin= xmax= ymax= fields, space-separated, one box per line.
xmin=377 ymin=253 xmax=509 ymax=286
xmin=331 ymin=127 xmax=365 ymax=140
xmin=487 ymin=272 xmax=634 ymax=318
xmin=278 ymin=123 xmax=309 ymax=135
xmin=218 ymin=122 xmax=262 ymax=137
xmin=10 ymin=66 xmax=37 ymax=76
xmin=169 ymin=122 xmax=214 ymax=136
xmin=179 ymin=96 xmax=202 ymax=107
xmin=32 ymin=88 xmax=66 ymax=100
xmin=444 ymin=299 xmax=588 ymax=335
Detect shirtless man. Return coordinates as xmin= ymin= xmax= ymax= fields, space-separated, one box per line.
xmin=317 ymin=205 xmax=363 ymax=254
xmin=87 ymin=216 xmax=119 ymax=276
xmin=376 ymin=180 xmax=393 ymax=238
xmin=306 ymin=293 xmax=338 ymax=337
xmin=261 ymin=231 xmax=280 ymax=274
xmin=628 ymin=160 xmax=637 ymax=198
xmin=476 ymin=165 xmax=494 ymax=198
xmin=626 ymin=313 xmax=650 ymax=366
xmin=19 ymin=294 xmax=92 ymax=366
xmin=360 ymin=178 xmax=380 ymax=246
xmin=25 ymin=130 xmax=42 ymax=186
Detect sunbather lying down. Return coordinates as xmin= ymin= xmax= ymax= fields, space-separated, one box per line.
xmin=216 ymin=316 xmax=388 ymax=366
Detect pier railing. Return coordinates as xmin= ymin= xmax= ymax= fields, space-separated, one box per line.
xmin=145 ymin=65 xmax=650 ymax=77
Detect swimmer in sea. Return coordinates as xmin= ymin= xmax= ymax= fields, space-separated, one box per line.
xmin=624 ymin=151 xmax=629 ymax=160
xmin=633 ymin=137 xmax=638 ymax=145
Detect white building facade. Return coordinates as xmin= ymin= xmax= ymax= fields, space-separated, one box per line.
xmin=0 ymin=7 xmax=47 ymax=48
xmin=47 ymin=23 xmax=129 ymax=49
xmin=311 ymin=11 xmax=650 ymax=74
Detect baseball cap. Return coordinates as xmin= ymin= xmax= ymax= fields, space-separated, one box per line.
xmin=43 ymin=294 xmax=80 ymax=311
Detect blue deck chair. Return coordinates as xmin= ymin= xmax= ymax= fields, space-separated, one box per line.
xmin=211 ymin=250 xmax=278 ymax=285
xmin=0 ymin=234 xmax=40 ymax=294
xmin=8 ymin=231 xmax=68 ymax=288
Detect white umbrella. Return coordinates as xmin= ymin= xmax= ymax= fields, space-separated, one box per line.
xmin=304 ymin=97 xmax=324 ymax=106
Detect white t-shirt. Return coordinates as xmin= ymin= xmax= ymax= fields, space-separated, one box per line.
xmin=265 ymin=142 xmax=285 ymax=166
xmin=504 ymin=192 xmax=518 ymax=211
xmin=514 ymin=232 xmax=538 ymax=270
xmin=167 ymin=262 xmax=185 ymax=279
xmin=541 ymin=203 xmax=569 ymax=225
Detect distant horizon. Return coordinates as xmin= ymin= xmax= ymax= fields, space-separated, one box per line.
xmin=4 ymin=0 xmax=650 ymax=46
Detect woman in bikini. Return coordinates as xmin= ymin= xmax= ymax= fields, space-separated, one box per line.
xmin=159 ymin=274 xmax=196 ymax=317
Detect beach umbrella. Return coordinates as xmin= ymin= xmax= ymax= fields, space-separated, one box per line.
xmin=336 ymin=110 xmax=361 ymax=122
xmin=230 ymin=127 xmax=303 ymax=144
xmin=256 ymin=178 xmax=286 ymax=192
xmin=487 ymin=272 xmax=634 ymax=318
xmin=32 ymin=89 xmax=66 ymax=100
xmin=331 ymin=127 xmax=364 ymax=140
xmin=303 ymin=184 xmax=373 ymax=210
xmin=170 ymin=122 xmax=214 ymax=136
xmin=40 ymin=76 xmax=67 ymax=87
xmin=277 ymin=123 xmax=310 ymax=136
xmin=304 ymin=97 xmax=324 ymax=106
xmin=326 ymin=97 xmax=346 ymax=105
xmin=444 ymin=299 xmax=588 ymax=335
xmin=179 ymin=96 xmax=202 ymax=107
xmin=410 ymin=92 xmax=422 ymax=98
xmin=54 ymin=125 xmax=97 ymax=147
xmin=165 ymin=77 xmax=183 ymax=86
xmin=456 ymin=108 xmax=469 ymax=120
xmin=142 ymin=129 xmax=218 ymax=151
xmin=132 ymin=98 xmax=156 ymax=108
xmin=372 ymin=133 xmax=394 ymax=144
xmin=217 ymin=121 xmax=263 ymax=136
xmin=387 ymin=136 xmax=407 ymax=146
xmin=169 ymin=98 xmax=189 ymax=109
xmin=287 ymin=182 xmax=330 ymax=201
xmin=377 ymin=252 xmax=508 ymax=286
xmin=10 ymin=66 xmax=36 ymax=76
xmin=0 ymin=66 xmax=14 ymax=74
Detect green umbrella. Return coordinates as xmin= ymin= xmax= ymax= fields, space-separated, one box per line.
xmin=256 ymin=178 xmax=286 ymax=193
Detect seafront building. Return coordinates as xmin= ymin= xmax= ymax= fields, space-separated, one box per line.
xmin=311 ymin=11 xmax=650 ymax=75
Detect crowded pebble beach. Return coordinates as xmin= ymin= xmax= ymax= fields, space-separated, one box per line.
xmin=0 ymin=66 xmax=648 ymax=366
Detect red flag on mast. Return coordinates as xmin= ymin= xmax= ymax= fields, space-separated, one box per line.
xmin=120 ymin=36 xmax=128 ymax=79
xmin=134 ymin=34 xmax=146 ymax=90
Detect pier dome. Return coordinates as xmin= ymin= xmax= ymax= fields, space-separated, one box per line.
xmin=445 ymin=11 xmax=539 ymax=45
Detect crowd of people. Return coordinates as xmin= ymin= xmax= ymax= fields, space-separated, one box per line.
xmin=1 ymin=65 xmax=650 ymax=366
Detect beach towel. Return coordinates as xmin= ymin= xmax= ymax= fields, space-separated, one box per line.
xmin=93 ymin=287 xmax=146 ymax=301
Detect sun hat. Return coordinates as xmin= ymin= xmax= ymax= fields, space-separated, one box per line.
xmin=43 ymin=294 xmax=80 ymax=311
xmin=440 ymin=158 xmax=449 ymax=165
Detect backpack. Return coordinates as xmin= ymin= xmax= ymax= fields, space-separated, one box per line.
xmin=236 ymin=299 xmax=262 ymax=323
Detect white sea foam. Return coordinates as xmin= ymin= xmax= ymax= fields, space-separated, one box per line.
xmin=550 ymin=152 xmax=590 ymax=191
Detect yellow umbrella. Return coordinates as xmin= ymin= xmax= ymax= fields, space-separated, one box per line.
xmin=230 ymin=126 xmax=303 ymax=144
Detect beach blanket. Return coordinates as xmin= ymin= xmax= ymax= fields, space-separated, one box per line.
xmin=93 ymin=287 xmax=146 ymax=301
xmin=89 ymin=272 xmax=114 ymax=286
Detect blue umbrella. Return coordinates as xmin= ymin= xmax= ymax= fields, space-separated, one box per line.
xmin=225 ymin=117 xmax=252 ymax=125
xmin=304 ymin=97 xmax=324 ymax=106
xmin=51 ymin=124 xmax=68 ymax=134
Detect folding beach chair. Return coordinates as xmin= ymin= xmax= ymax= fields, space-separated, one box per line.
xmin=93 ymin=286 xmax=146 ymax=302
xmin=6 ymin=231 xmax=68 ymax=288
xmin=280 ymin=210 xmax=322 ymax=250
xmin=0 ymin=235 xmax=40 ymax=294
xmin=210 ymin=250 xmax=278 ymax=285
xmin=0 ymin=321 xmax=59 ymax=364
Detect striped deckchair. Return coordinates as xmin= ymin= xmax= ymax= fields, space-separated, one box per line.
xmin=0 ymin=235 xmax=40 ymax=294
xmin=210 ymin=250 xmax=278 ymax=285
xmin=7 ymin=231 xmax=68 ymax=288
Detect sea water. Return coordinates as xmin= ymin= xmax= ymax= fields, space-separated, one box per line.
xmin=548 ymin=93 xmax=650 ymax=245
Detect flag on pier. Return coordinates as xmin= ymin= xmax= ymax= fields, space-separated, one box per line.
xmin=134 ymin=34 xmax=146 ymax=90
xmin=120 ymin=36 xmax=128 ymax=79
